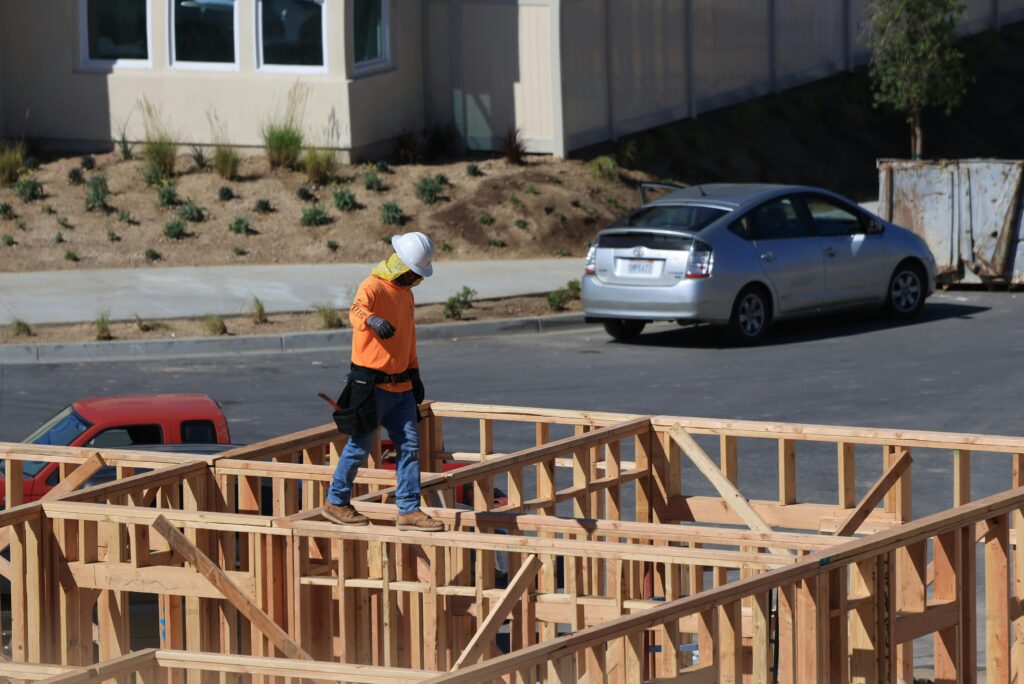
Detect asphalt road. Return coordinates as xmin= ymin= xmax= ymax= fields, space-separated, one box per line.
xmin=2 ymin=289 xmax=1023 ymax=519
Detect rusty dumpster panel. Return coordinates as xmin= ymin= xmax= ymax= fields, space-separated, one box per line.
xmin=878 ymin=159 xmax=1024 ymax=284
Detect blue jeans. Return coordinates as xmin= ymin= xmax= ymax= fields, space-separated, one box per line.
xmin=327 ymin=388 xmax=421 ymax=515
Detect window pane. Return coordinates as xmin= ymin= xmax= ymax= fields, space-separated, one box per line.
xmin=87 ymin=0 xmax=148 ymax=61
xmin=749 ymin=198 xmax=812 ymax=240
xmin=354 ymin=0 xmax=383 ymax=64
xmin=181 ymin=420 xmax=217 ymax=443
xmin=87 ymin=425 xmax=163 ymax=448
xmin=261 ymin=0 xmax=324 ymax=66
xmin=804 ymin=195 xmax=864 ymax=237
xmin=174 ymin=0 xmax=236 ymax=63
xmin=622 ymin=205 xmax=727 ymax=232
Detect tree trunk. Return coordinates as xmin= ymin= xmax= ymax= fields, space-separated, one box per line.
xmin=912 ymin=109 xmax=923 ymax=159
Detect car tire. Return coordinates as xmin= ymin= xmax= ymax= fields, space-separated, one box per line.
xmin=726 ymin=287 xmax=772 ymax=345
xmin=885 ymin=262 xmax=926 ymax=319
xmin=603 ymin=319 xmax=646 ymax=341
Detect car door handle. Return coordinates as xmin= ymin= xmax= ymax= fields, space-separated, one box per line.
xmin=760 ymin=251 xmax=775 ymax=263
xmin=824 ymin=246 xmax=836 ymax=258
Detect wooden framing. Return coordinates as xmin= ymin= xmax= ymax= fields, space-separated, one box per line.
xmin=2 ymin=401 xmax=1024 ymax=683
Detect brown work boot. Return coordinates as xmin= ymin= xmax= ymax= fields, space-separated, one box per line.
xmin=396 ymin=510 xmax=444 ymax=532
xmin=322 ymin=502 xmax=370 ymax=526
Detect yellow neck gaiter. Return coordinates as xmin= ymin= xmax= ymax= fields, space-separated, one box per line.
xmin=372 ymin=253 xmax=411 ymax=281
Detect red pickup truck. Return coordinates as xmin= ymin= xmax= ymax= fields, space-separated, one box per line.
xmin=2 ymin=394 xmax=231 ymax=504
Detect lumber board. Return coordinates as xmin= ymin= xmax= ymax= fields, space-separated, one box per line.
xmin=68 ymin=562 xmax=257 ymax=600
xmin=834 ymin=448 xmax=912 ymax=536
xmin=154 ymin=650 xmax=436 ymax=682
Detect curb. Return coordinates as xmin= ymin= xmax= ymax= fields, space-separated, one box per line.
xmin=0 ymin=314 xmax=589 ymax=365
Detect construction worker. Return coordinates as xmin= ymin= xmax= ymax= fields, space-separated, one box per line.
xmin=324 ymin=232 xmax=445 ymax=532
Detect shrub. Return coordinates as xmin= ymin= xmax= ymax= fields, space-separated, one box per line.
xmin=158 ymin=182 xmax=179 ymax=207
xmin=380 ymin=201 xmax=405 ymax=226
xmin=503 ymin=127 xmax=525 ymax=165
xmin=333 ymin=187 xmax=359 ymax=212
xmin=142 ymin=163 xmax=164 ymax=187
xmin=414 ymin=175 xmax=443 ymax=205
xmin=42 ymin=203 xmax=55 ymax=215
xmin=229 ymin=216 xmax=254 ymax=235
xmin=2 ymin=234 xmax=14 ymax=247
xmin=68 ymin=168 xmax=85 ymax=186
xmin=515 ymin=219 xmax=529 ymax=230
xmin=510 ymin=195 xmax=523 ymax=208
xmin=525 ymin=185 xmax=539 ymax=195
xmin=0 ymin=141 xmax=26 ymax=184
xmin=188 ymin=144 xmax=209 ymax=171
xmin=164 ymin=219 xmax=187 ymax=239
xmin=54 ymin=231 xmax=65 ymax=244
xmin=203 ymin=314 xmax=228 ymax=336
xmin=394 ymin=130 xmax=422 ymax=164
xmin=64 ymin=248 xmax=80 ymax=262
xmin=566 ymin=278 xmax=582 ymax=299
xmin=81 ymin=153 xmax=96 ymax=171
xmin=301 ymin=206 xmax=331 ymax=227
xmin=479 ymin=214 xmax=495 ymax=226
xmin=297 ymin=186 xmax=316 ymax=203
xmin=145 ymin=248 xmax=161 ymax=262
xmin=326 ymin=240 xmax=339 ymax=252
xmin=58 ymin=216 xmax=72 ymax=229
xmin=139 ymin=97 xmax=178 ymax=177
xmin=251 ymin=297 xmax=268 ymax=325
xmin=435 ymin=173 xmax=450 ymax=187
xmin=315 ymin=303 xmax=344 ymax=329
xmin=456 ymin=286 xmax=477 ymax=309
xmin=588 ymin=155 xmax=619 ymax=182
xmin=212 ymin=145 xmax=241 ymax=180
xmin=233 ymin=246 xmax=248 ymax=257
xmin=488 ymin=238 xmax=508 ymax=248
xmin=547 ymin=288 xmax=571 ymax=311
xmin=177 ymin=200 xmax=205 ymax=223
xmin=443 ymin=297 xmax=464 ymax=320
xmin=218 ymin=186 xmax=234 ymax=201
xmin=303 ymin=147 xmax=338 ymax=186
xmin=363 ymin=170 xmax=384 ymax=192
xmin=466 ymin=163 xmax=483 ymax=178
xmin=374 ymin=160 xmax=391 ymax=174
xmin=262 ymin=124 xmax=303 ymax=170
xmin=107 ymin=230 xmax=121 ymax=242
xmin=95 ymin=310 xmax=113 ymax=341
xmin=118 ymin=209 xmax=137 ymax=225
xmin=0 ymin=202 xmax=14 ymax=220
xmin=440 ymin=240 xmax=454 ymax=253
xmin=15 ymin=176 xmax=43 ymax=202
xmin=254 ymin=198 xmax=273 ymax=214
xmin=16 ymin=220 xmax=26 ymax=231
xmin=85 ymin=174 xmax=111 ymax=212
xmin=11 ymin=318 xmax=32 ymax=337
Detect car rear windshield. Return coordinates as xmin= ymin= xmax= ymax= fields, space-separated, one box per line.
xmin=617 ymin=204 xmax=728 ymax=232
xmin=598 ymin=232 xmax=694 ymax=251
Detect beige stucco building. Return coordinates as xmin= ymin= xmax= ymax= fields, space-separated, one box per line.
xmin=0 ymin=0 xmax=1021 ymax=160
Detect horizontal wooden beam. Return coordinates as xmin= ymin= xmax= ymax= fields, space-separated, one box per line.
xmin=32 ymin=649 xmax=158 ymax=684
xmin=154 ymin=650 xmax=436 ymax=682
xmin=894 ymin=600 xmax=959 ymax=644
xmin=667 ymin=495 xmax=900 ymax=534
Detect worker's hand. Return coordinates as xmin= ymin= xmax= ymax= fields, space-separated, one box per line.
xmin=366 ymin=315 xmax=396 ymax=340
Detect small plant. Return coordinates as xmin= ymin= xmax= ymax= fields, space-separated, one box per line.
xmin=117 ymin=209 xmax=137 ymax=225
xmin=510 ymin=195 xmax=523 ymax=208
xmin=212 ymin=145 xmax=241 ymax=180
xmin=16 ymin=220 xmax=26 ymax=231
xmin=0 ymin=141 xmax=26 ymax=184
xmin=314 ymin=303 xmax=344 ymax=329
xmin=554 ymin=248 xmax=571 ymax=257
xmin=479 ymin=214 xmax=495 ymax=226
xmin=15 ymin=176 xmax=43 ymax=202
xmin=229 ymin=216 xmax=254 ymax=235
xmin=2 ymin=234 xmax=14 ymax=247
xmin=0 ymin=202 xmax=14 ymax=220
xmin=158 ymin=182 xmax=179 ymax=207
xmin=139 ymin=97 xmax=178 ymax=177
xmin=547 ymin=288 xmax=571 ymax=311
xmin=145 ymin=248 xmax=161 ymax=262
xmin=58 ymin=216 xmax=72 ymax=229
xmin=566 ymin=278 xmax=582 ymax=299
xmin=251 ymin=297 xmax=268 ymax=325
xmin=456 ymin=286 xmax=477 ymax=309
xmin=326 ymin=240 xmax=339 ymax=252
xmin=177 ymin=200 xmax=205 ymax=223
xmin=67 ymin=168 xmax=85 ymax=186
xmin=488 ymin=238 xmax=508 ymax=248
xmin=515 ymin=218 xmax=529 ymax=230
xmin=142 ymin=163 xmax=164 ymax=187
xmin=466 ymin=163 xmax=483 ymax=177
xmin=115 ymin=118 xmax=134 ymax=161
xmin=503 ymin=127 xmax=526 ymax=165
xmin=164 ymin=219 xmax=187 ymax=240
xmin=203 ymin=314 xmax=228 ymax=336
xmin=11 ymin=318 xmax=32 ymax=337
xmin=303 ymin=147 xmax=338 ymax=186
xmin=435 ymin=173 xmax=450 ymax=187
xmin=380 ymin=201 xmax=405 ymax=226
xmin=254 ymin=198 xmax=274 ymax=214
xmin=440 ymin=240 xmax=453 ymax=253
xmin=297 ymin=186 xmax=316 ymax=203
xmin=188 ymin=144 xmax=209 ymax=170
xmin=443 ymin=296 xmax=465 ymax=320
xmin=588 ymin=155 xmax=619 ymax=182
xmin=85 ymin=174 xmax=111 ymax=212
xmin=374 ymin=160 xmax=391 ymax=174
xmin=233 ymin=246 xmax=248 ymax=256
xmin=363 ymin=170 xmax=384 ymax=192
xmin=301 ymin=206 xmax=331 ymax=227
xmin=554 ymin=211 xmax=567 ymax=223
xmin=94 ymin=309 xmax=113 ymax=341
xmin=262 ymin=125 xmax=303 ymax=170
xmin=81 ymin=153 xmax=96 ymax=170
xmin=134 ymin=314 xmax=168 ymax=332
xmin=333 ymin=187 xmax=359 ymax=212
xmin=64 ymin=248 xmax=80 ymax=262
xmin=54 ymin=231 xmax=65 ymax=244
xmin=525 ymin=185 xmax=539 ymax=195
xmin=414 ymin=175 xmax=443 ymax=205
xmin=605 ymin=195 xmax=621 ymax=209
xmin=107 ymin=229 xmax=121 ymax=242
xmin=218 ymin=186 xmax=234 ymax=201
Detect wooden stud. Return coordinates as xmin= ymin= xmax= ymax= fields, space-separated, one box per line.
xmin=778 ymin=439 xmax=796 ymax=505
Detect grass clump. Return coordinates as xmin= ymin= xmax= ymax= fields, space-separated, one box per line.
xmin=333 ymin=187 xmax=359 ymax=212
xmin=503 ymin=127 xmax=526 ymax=165
xmin=327 ymin=240 xmax=339 ymax=252
xmin=145 ymin=248 xmax=161 ymax=262
xmin=107 ymin=230 xmax=121 ymax=242
xmin=525 ymin=185 xmax=539 ymax=195
xmin=213 ymin=145 xmax=241 ymax=180
xmin=11 ymin=318 xmax=32 ymax=337
xmin=64 ymin=248 xmax=80 ymax=262
xmin=158 ymin=182 xmax=179 ymax=207
xmin=203 ymin=314 xmax=228 ymax=336
xmin=218 ymin=186 xmax=234 ymax=201
xmin=58 ymin=216 xmax=72 ymax=230
xmin=479 ymin=214 xmax=495 ymax=226
xmin=230 ymin=216 xmax=254 ymax=235
xmin=2 ymin=234 xmax=14 ymax=247
xmin=303 ymin=147 xmax=337 ymax=186
xmin=68 ymin=168 xmax=85 ymax=186
xmin=0 ymin=141 xmax=26 ymax=184
xmin=134 ymin=314 xmax=168 ymax=332
xmin=0 ymin=202 xmax=14 ymax=220
xmin=566 ymin=278 xmax=582 ymax=299
xmin=251 ymin=297 xmax=268 ymax=325
xmin=117 ymin=209 xmax=137 ymax=225
xmin=142 ymin=163 xmax=163 ymax=187
xmin=177 ymin=200 xmax=205 ymax=222
xmin=233 ymin=246 xmax=248 ymax=256
xmin=164 ymin=219 xmax=187 ymax=240
xmin=115 ymin=118 xmax=134 ymax=161
xmin=42 ymin=204 xmax=55 ymax=215
xmin=440 ymin=240 xmax=453 ymax=253
xmin=414 ymin=175 xmax=444 ymax=205
xmin=380 ymin=201 xmax=405 ymax=226
xmin=81 ymin=154 xmax=96 ymax=171
xmin=254 ymin=198 xmax=273 ymax=214
xmin=588 ymin=155 xmax=619 ymax=182
xmin=515 ymin=218 xmax=529 ymax=230
xmin=16 ymin=176 xmax=43 ymax=202
xmin=188 ymin=144 xmax=209 ymax=171
xmin=85 ymin=174 xmax=111 ymax=212
xmin=510 ymin=195 xmax=523 ymax=208
xmin=363 ymin=170 xmax=384 ymax=192
xmin=315 ymin=303 xmax=344 ymax=329
xmin=16 ymin=220 xmax=26 ymax=231
xmin=139 ymin=97 xmax=178 ymax=178
xmin=301 ymin=206 xmax=331 ymax=227
xmin=547 ymin=288 xmax=571 ymax=311
xmin=297 ymin=186 xmax=316 ymax=203
xmin=94 ymin=310 xmax=113 ymax=341
xmin=261 ymin=83 xmax=307 ymax=169
xmin=466 ymin=163 xmax=483 ymax=177
xmin=488 ymin=238 xmax=508 ymax=248
xmin=54 ymin=231 xmax=65 ymax=244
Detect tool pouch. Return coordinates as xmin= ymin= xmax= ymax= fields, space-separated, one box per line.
xmin=332 ymin=367 xmax=379 ymax=436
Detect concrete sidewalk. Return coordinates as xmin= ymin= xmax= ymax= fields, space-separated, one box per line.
xmin=0 ymin=259 xmax=583 ymax=325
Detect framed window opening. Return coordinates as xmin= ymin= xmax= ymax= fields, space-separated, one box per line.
xmin=78 ymin=0 xmax=152 ymax=69
xmin=169 ymin=0 xmax=240 ymax=71
xmin=256 ymin=0 xmax=328 ymax=73
xmin=352 ymin=0 xmax=392 ymax=75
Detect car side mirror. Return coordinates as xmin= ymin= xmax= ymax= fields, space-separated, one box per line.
xmin=867 ymin=219 xmax=885 ymax=235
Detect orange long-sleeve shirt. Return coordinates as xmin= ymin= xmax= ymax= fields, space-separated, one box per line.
xmin=349 ymin=275 xmax=418 ymax=393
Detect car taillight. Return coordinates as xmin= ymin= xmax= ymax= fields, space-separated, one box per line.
xmin=585 ymin=245 xmax=597 ymax=275
xmin=686 ymin=241 xmax=714 ymax=279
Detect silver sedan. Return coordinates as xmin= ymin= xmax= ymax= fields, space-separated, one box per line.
xmin=582 ymin=183 xmax=937 ymax=343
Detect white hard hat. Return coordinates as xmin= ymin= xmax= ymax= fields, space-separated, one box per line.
xmin=391 ymin=232 xmax=435 ymax=277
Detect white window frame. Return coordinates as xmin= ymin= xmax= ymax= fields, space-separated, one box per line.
xmin=78 ymin=0 xmax=153 ymax=70
xmin=168 ymin=0 xmax=241 ymax=72
xmin=255 ymin=0 xmax=328 ymax=74
xmin=352 ymin=0 xmax=392 ymax=76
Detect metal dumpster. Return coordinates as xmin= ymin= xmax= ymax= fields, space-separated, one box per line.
xmin=877 ymin=159 xmax=1024 ymax=285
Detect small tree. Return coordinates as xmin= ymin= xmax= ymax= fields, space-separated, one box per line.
xmin=867 ymin=0 xmax=968 ymax=158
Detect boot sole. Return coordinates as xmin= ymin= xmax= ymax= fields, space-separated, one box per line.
xmin=396 ymin=523 xmax=444 ymax=532
xmin=322 ymin=511 xmax=370 ymax=526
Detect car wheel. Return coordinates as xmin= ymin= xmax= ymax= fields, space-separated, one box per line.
xmin=726 ymin=287 xmax=771 ymax=344
xmin=885 ymin=263 xmax=926 ymax=318
xmin=603 ymin=319 xmax=646 ymax=341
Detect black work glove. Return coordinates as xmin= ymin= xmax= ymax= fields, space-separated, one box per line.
xmin=411 ymin=368 xmax=426 ymax=405
xmin=366 ymin=315 xmax=396 ymax=340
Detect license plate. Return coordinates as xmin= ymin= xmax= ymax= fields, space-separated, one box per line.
xmin=626 ymin=260 xmax=655 ymax=275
